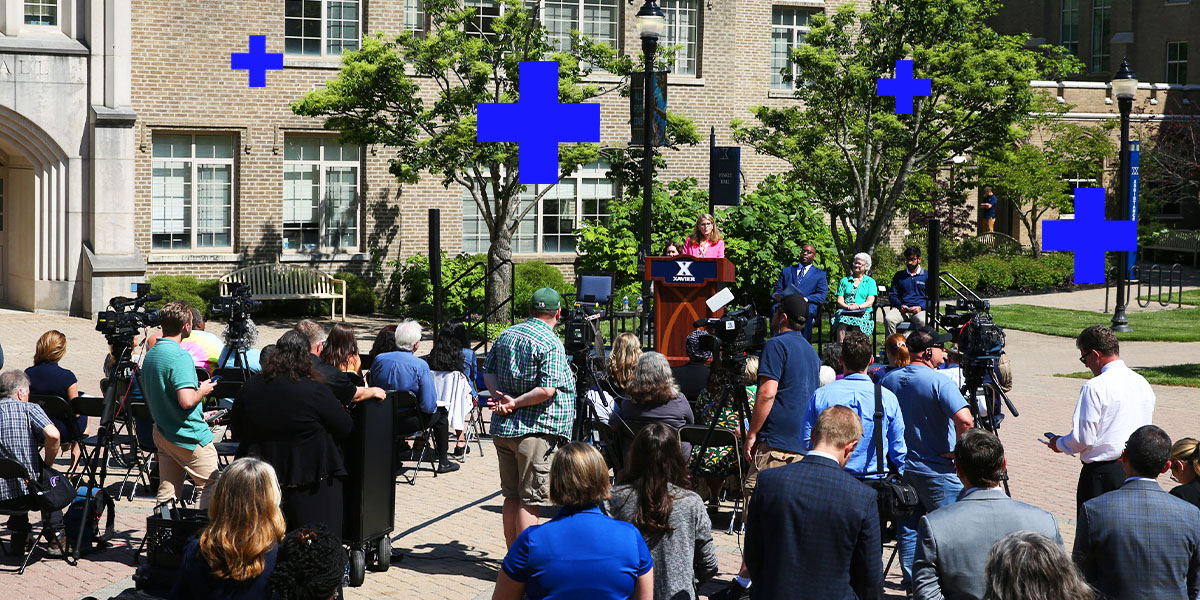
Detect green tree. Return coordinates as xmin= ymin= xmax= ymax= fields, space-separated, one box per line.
xmin=978 ymin=120 xmax=1117 ymax=255
xmin=731 ymin=0 xmax=1081 ymax=270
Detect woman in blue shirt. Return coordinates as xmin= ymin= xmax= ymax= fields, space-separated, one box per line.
xmin=831 ymin=252 xmax=878 ymax=342
xmin=493 ymin=442 xmax=654 ymax=600
xmin=25 ymin=330 xmax=85 ymax=472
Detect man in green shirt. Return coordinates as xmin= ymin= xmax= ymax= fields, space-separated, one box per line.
xmin=142 ymin=301 xmax=217 ymax=505
xmin=484 ymin=288 xmax=575 ymax=548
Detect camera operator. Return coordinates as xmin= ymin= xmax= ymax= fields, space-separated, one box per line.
xmin=142 ymin=300 xmax=219 ymax=506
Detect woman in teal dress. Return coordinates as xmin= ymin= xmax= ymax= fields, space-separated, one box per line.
xmin=831 ymin=252 xmax=877 ymax=341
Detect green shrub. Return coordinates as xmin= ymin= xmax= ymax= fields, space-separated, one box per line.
xmin=1010 ymin=256 xmax=1059 ymax=290
xmin=1040 ymin=252 xmax=1075 ymax=286
xmin=334 ymin=272 xmax=376 ymax=314
xmin=941 ymin=261 xmax=980 ymax=295
xmin=393 ymin=253 xmax=487 ymax=319
xmin=146 ymin=275 xmax=220 ymax=315
xmin=971 ymin=256 xmax=1015 ymax=291
xmin=514 ymin=261 xmax=574 ymax=312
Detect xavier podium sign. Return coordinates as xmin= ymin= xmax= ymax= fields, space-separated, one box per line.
xmin=645 ymin=257 xmax=736 ymax=365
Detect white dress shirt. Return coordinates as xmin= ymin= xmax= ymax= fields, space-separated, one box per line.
xmin=1055 ymin=360 xmax=1155 ymax=462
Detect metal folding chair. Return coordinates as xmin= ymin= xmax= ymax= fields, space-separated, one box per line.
xmin=389 ymin=391 xmax=439 ymax=485
xmin=679 ymin=425 xmax=745 ymax=534
xmin=0 ymin=457 xmax=75 ymax=573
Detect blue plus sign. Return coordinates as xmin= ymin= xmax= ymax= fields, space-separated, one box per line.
xmin=477 ymin=61 xmax=601 ymax=184
xmin=1042 ymin=187 xmax=1137 ymax=284
xmin=877 ymin=60 xmax=932 ymax=115
xmin=231 ymin=35 xmax=283 ymax=88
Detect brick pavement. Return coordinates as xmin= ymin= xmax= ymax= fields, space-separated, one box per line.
xmin=0 ymin=310 xmax=1197 ymax=598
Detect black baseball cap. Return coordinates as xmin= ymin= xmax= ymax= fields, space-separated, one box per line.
xmin=906 ymin=326 xmax=953 ymax=354
xmin=778 ymin=294 xmax=809 ymax=325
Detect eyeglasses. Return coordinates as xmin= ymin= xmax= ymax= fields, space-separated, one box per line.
xmin=1079 ymin=353 xmax=1089 ymax=365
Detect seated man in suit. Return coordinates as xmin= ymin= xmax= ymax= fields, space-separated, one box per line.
xmin=913 ymin=429 xmax=1061 ymax=600
xmin=744 ymin=405 xmax=882 ymax=600
xmin=773 ymin=244 xmax=827 ymax=341
xmin=1073 ymin=424 xmax=1200 ymax=600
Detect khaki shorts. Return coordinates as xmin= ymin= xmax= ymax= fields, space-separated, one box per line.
xmin=494 ymin=434 xmax=558 ymax=506
xmin=743 ymin=445 xmax=804 ymax=495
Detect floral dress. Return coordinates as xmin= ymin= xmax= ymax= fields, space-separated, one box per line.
xmin=688 ymin=385 xmax=756 ymax=476
xmin=831 ymin=274 xmax=877 ymax=336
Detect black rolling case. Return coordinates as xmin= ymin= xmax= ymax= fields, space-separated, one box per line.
xmin=342 ymin=394 xmax=396 ymax=586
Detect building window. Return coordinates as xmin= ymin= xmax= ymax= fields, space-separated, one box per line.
xmin=463 ymin=0 xmax=504 ymax=40
xmin=1167 ymin=42 xmax=1188 ymax=85
xmin=542 ymin=0 xmax=620 ymax=53
xmin=771 ymin=7 xmax=815 ymax=90
xmin=405 ymin=0 xmax=427 ymax=35
xmin=462 ymin=161 xmax=613 ymax=254
xmin=662 ymin=0 xmax=700 ymax=76
xmin=285 ymin=0 xmax=360 ymax=57
xmin=151 ymin=134 xmax=235 ymax=251
xmin=283 ymin=137 xmax=360 ymax=252
xmin=1060 ymin=0 xmax=1078 ymax=56
xmin=1090 ymin=0 xmax=1110 ymax=73
xmin=24 ymin=0 xmax=57 ymax=25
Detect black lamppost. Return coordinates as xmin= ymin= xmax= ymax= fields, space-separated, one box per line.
xmin=635 ymin=0 xmax=664 ymax=334
xmin=1111 ymin=59 xmax=1137 ymax=333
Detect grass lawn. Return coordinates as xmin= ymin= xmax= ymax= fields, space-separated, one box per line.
xmin=1139 ymin=289 xmax=1200 ymax=306
xmin=1056 ymin=364 xmax=1200 ymax=388
xmin=989 ymin=304 xmax=1200 ymax=342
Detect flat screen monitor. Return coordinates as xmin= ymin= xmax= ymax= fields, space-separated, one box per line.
xmin=578 ymin=274 xmax=614 ymax=304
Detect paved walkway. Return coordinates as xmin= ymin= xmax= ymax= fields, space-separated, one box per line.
xmin=0 ymin=303 xmax=1197 ymax=598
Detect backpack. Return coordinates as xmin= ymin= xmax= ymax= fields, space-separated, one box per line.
xmin=64 ymin=487 xmax=115 ymax=556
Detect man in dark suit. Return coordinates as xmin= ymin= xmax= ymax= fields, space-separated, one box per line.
xmin=773 ymin=244 xmax=828 ymax=341
xmin=913 ymin=429 xmax=1062 ymax=600
xmin=745 ymin=405 xmax=882 ymax=600
xmin=1073 ymin=425 xmax=1200 ymax=600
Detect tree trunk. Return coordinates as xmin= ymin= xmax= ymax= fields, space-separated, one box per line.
xmin=487 ymin=225 xmax=515 ymax=323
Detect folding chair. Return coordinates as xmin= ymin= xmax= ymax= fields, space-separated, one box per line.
xmin=389 ymin=391 xmax=439 ymax=485
xmin=610 ymin=417 xmax=659 ymax=466
xmin=679 ymin=425 xmax=746 ymax=534
xmin=73 ymin=393 xmax=139 ymax=480
xmin=0 ymin=458 xmax=75 ymax=573
xmin=28 ymin=395 xmax=83 ymax=470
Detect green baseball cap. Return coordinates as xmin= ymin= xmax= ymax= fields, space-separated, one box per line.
xmin=531 ymin=287 xmax=562 ymax=310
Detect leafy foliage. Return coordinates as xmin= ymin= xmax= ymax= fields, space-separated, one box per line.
xmin=146 ymin=275 xmax=221 ymax=316
xmin=334 ymin=272 xmax=377 ymax=314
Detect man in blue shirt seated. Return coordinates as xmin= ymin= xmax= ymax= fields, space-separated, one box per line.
xmin=886 ymin=246 xmax=929 ymax=336
xmin=368 ymin=320 xmax=458 ymax=473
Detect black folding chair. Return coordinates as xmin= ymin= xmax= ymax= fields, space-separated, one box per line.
xmin=389 ymin=391 xmax=439 ymax=485
xmin=0 ymin=457 xmax=74 ymax=573
xmin=28 ymin=395 xmax=83 ymax=475
xmin=74 ymin=393 xmax=137 ymax=482
xmin=117 ymin=402 xmax=159 ymax=500
xmin=679 ymin=425 xmax=746 ymax=534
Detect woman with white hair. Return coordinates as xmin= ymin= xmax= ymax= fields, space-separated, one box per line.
xmin=831 ymin=252 xmax=878 ymax=342
xmin=617 ymin=352 xmax=696 ymax=458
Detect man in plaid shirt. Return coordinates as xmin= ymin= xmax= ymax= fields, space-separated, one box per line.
xmin=484 ymin=288 xmax=575 ymax=548
xmin=0 ymin=370 xmax=64 ymax=553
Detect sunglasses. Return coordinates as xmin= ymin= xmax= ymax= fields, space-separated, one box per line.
xmin=1079 ymin=352 xmax=1089 ymax=365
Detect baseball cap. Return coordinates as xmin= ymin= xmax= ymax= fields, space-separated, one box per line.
xmin=778 ymin=294 xmax=809 ymax=325
xmin=531 ymin=287 xmax=562 ymax=310
xmin=906 ymin=326 xmax=954 ymax=354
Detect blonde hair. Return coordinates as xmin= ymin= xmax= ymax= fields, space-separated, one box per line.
xmin=627 ymin=351 xmax=681 ymax=405
xmin=606 ymin=333 xmax=642 ymax=390
xmin=159 ymin=301 xmax=193 ymax=337
xmin=199 ymin=458 xmax=287 ymax=581
xmin=691 ymin=213 xmax=724 ymax=244
xmin=1171 ymin=437 xmax=1200 ymax=479
xmin=812 ymin=405 xmax=863 ymax=449
xmin=549 ymin=442 xmax=611 ymax=507
xmin=885 ymin=333 xmax=910 ymax=367
xmin=743 ymin=355 xmax=760 ymax=386
xmin=33 ymin=330 xmax=67 ymax=365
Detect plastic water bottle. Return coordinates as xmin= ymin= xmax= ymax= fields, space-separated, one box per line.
xmin=622 ymin=294 xmax=630 ymax=312
xmin=636 ymin=295 xmax=644 ymax=313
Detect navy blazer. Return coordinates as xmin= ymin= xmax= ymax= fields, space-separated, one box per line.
xmin=775 ymin=264 xmax=829 ymax=312
xmin=745 ymin=454 xmax=882 ymax=600
xmin=1074 ymin=478 xmax=1200 ymax=600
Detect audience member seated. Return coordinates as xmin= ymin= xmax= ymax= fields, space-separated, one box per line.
xmin=368 ymin=320 xmax=457 ymax=474
xmin=294 ymin=319 xmax=384 ymax=407
xmin=589 ymin=332 xmax=641 ymax=425
xmin=268 ymin=526 xmax=348 ymax=600
xmin=171 ymin=457 xmax=285 ymax=600
xmin=618 ymin=352 xmax=695 ymax=456
xmin=492 ymin=442 xmax=653 ymax=600
xmin=0 ymin=370 xmax=65 ymax=557
xmin=818 ymin=342 xmax=841 ymax=387
xmin=1170 ymin=437 xmax=1200 ymax=510
xmin=691 ymin=356 xmax=758 ymax=510
xmin=180 ymin=309 xmax=225 ymax=372
xmin=232 ymin=331 xmax=352 ymax=539
xmin=885 ymin=246 xmax=929 ymax=335
xmin=831 ymin=252 xmax=878 ymax=342
xmin=426 ymin=322 xmax=477 ymax=459
xmin=320 ymin=323 xmax=362 ymax=377
xmin=672 ymin=329 xmax=712 ymax=407
xmin=24 ymin=330 xmax=85 ymax=472
xmin=983 ymin=531 xmax=1094 ymax=600
xmin=681 ymin=213 xmax=725 ymax=259
xmin=1073 ymin=425 xmax=1200 ymax=599
xmin=608 ymin=423 xmax=718 ymax=600
xmin=870 ymin=333 xmax=910 ymax=382
xmin=366 ymin=324 xmax=398 ymax=369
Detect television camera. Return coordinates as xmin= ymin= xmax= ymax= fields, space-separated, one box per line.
xmin=939 ymin=272 xmax=1018 ymax=438
xmin=209 ymin=282 xmax=262 ymax=322
xmin=96 ymin=283 xmax=162 ymax=349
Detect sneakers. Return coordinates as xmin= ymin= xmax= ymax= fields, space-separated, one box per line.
xmin=436 ymin=461 xmax=461 ymax=474
xmin=710 ymin=580 xmax=751 ymax=600
xmin=453 ymin=444 xmax=470 ymax=458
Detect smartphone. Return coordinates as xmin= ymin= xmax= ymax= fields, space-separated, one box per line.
xmin=1037 ymin=437 xmax=1050 ymax=445
xmin=209 ymin=375 xmax=223 ymax=383
xmin=1044 ymin=432 xmax=1057 ymax=439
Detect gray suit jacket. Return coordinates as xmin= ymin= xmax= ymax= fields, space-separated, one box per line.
xmin=913 ymin=488 xmax=1062 ymax=600
xmin=1074 ymin=478 xmax=1200 ymax=600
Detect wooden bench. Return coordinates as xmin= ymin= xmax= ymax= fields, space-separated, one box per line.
xmin=976 ymin=232 xmax=1023 ymax=253
xmin=220 ymin=263 xmax=347 ymax=321
xmin=1143 ymin=230 xmax=1200 ymax=267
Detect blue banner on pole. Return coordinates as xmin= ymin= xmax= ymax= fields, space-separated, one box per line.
xmin=1127 ymin=140 xmax=1139 ymax=276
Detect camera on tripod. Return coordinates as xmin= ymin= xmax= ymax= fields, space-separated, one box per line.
xmin=694 ymin=305 xmax=768 ymax=366
xmin=96 ymin=283 xmax=162 ymax=344
xmin=209 ymin=283 xmax=261 ymax=321
xmin=940 ymin=274 xmax=1006 ymax=362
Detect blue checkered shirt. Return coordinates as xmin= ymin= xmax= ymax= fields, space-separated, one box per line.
xmin=484 ymin=318 xmax=575 ymax=439
xmin=0 ymin=397 xmax=52 ymax=500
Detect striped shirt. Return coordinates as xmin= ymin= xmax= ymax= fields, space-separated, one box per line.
xmin=484 ymin=318 xmax=575 ymax=439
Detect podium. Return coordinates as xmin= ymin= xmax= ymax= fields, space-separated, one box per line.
xmin=645 ymin=256 xmax=736 ymax=365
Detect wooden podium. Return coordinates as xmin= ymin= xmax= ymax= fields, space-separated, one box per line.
xmin=645 ymin=256 xmax=736 ymax=365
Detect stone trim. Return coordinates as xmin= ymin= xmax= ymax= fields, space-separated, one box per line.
xmin=91 ymin=105 xmax=137 ymax=128
xmin=147 ymin=253 xmax=243 ymax=264
xmin=0 ymin=36 xmax=88 ymax=56
xmin=279 ymin=252 xmax=367 ymax=263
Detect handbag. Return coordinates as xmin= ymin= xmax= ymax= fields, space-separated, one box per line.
xmin=35 ymin=466 xmax=77 ymax=512
xmin=865 ymin=382 xmax=918 ymax=524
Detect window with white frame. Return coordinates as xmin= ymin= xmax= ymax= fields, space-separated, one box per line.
xmin=463 ymin=0 xmax=505 ymax=41
xmin=283 ymin=137 xmax=360 ymax=252
xmin=771 ymin=7 xmax=815 ymax=90
xmin=462 ymin=161 xmax=613 ymax=254
xmin=661 ymin=0 xmax=700 ymax=76
xmin=405 ymin=0 xmax=427 ymax=35
xmin=285 ymin=0 xmax=361 ymax=56
xmin=1060 ymin=0 xmax=1078 ymax=57
xmin=543 ymin=0 xmax=620 ymax=53
xmin=1089 ymin=0 xmax=1110 ymax=73
xmin=1167 ymin=42 xmax=1188 ymax=85
xmin=24 ymin=1 xmax=56 ymax=25
xmin=151 ymin=134 xmax=236 ymax=251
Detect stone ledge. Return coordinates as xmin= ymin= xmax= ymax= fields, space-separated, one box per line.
xmin=0 ymin=35 xmax=88 ymax=56
xmin=91 ymin=105 xmax=137 ymax=127
xmin=279 ymin=252 xmax=367 ymax=262
xmin=147 ymin=252 xmax=243 ymax=264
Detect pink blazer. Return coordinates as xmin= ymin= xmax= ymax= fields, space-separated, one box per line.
xmin=682 ymin=237 xmax=725 ymax=259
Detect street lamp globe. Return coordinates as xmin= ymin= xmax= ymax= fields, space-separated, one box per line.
xmin=635 ymin=1 xmax=666 ymax=40
xmin=1111 ymin=60 xmax=1139 ymax=100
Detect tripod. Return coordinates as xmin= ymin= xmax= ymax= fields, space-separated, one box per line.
xmin=686 ymin=355 xmax=752 ymax=477
xmin=961 ymin=355 xmax=1019 ymax=495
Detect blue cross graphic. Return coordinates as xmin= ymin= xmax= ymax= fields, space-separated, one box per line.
xmin=877 ymin=60 xmax=932 ymax=115
xmin=477 ymin=61 xmax=601 ymax=184
xmin=231 ymin=35 xmax=283 ymax=88
xmin=1042 ymin=187 xmax=1137 ymax=284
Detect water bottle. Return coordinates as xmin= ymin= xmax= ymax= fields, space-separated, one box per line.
xmin=636 ymin=295 xmax=644 ymax=313
xmin=622 ymin=294 xmax=630 ymax=312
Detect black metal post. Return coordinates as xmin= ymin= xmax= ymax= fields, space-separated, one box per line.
xmin=639 ymin=34 xmax=658 ymax=339
xmin=429 ymin=208 xmax=443 ymax=334
xmin=927 ymin=218 xmax=941 ymax=329
xmin=1112 ymin=96 xmax=1133 ymax=332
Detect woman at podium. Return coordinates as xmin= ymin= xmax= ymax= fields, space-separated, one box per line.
xmin=681 ymin=214 xmax=725 ymax=258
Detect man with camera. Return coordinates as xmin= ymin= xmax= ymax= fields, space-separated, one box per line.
xmin=141 ymin=301 xmax=219 ymax=506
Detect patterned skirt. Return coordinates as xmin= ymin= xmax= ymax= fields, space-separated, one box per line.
xmin=832 ymin=310 xmax=875 ymax=336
